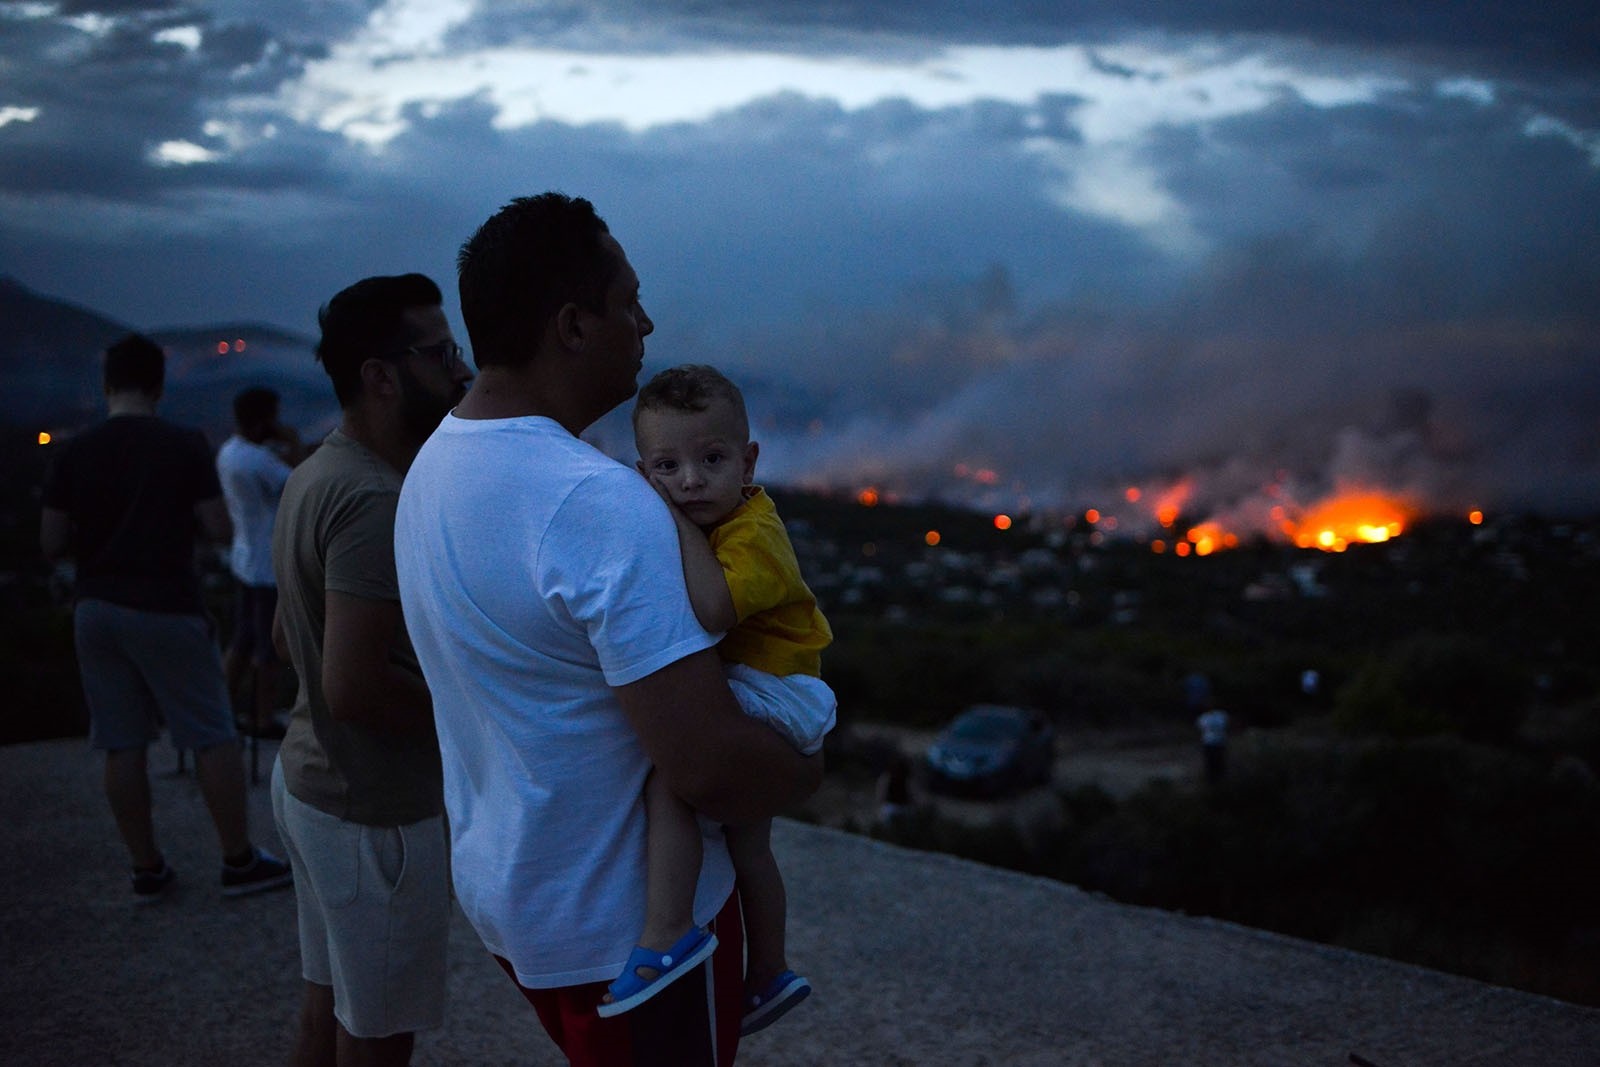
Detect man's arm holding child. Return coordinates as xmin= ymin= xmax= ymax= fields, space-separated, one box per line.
xmin=615 ymin=647 xmax=821 ymax=825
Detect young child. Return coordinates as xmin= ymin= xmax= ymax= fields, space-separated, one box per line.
xmin=598 ymin=364 xmax=835 ymax=1035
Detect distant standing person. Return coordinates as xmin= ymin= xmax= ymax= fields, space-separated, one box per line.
xmin=1196 ymin=707 xmax=1230 ymax=784
xmin=615 ymin=364 xmax=835 ymax=1033
xmin=875 ymin=753 xmax=916 ymax=829
xmin=39 ymin=333 xmax=293 ymax=902
xmin=217 ymin=386 xmax=301 ymax=739
xmin=394 ymin=192 xmax=820 ymax=1066
xmin=271 ymin=274 xmax=471 ymax=1067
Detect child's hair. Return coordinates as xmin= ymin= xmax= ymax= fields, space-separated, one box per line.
xmin=633 ymin=364 xmax=749 ymax=439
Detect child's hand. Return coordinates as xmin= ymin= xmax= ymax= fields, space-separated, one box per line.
xmin=635 ymin=462 xmax=682 ymax=512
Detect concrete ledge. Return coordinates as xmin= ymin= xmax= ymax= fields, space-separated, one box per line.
xmin=3 ymin=739 xmax=1597 ymax=1065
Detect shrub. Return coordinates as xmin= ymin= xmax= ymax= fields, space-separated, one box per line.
xmin=1333 ymin=633 xmax=1527 ymax=743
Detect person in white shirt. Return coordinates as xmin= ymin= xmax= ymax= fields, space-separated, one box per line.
xmin=216 ymin=387 xmax=301 ymax=738
xmin=395 ymin=192 xmax=820 ymax=1067
xmin=1196 ymin=707 xmax=1230 ymax=784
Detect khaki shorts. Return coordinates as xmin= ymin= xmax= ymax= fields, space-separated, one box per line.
xmin=270 ymin=760 xmax=451 ymax=1038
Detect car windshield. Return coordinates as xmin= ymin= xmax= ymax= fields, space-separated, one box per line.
xmin=947 ymin=712 xmax=1020 ymax=742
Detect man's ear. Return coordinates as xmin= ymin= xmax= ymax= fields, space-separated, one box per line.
xmin=554 ymin=302 xmax=585 ymax=352
xmin=743 ymin=440 xmax=760 ymax=484
xmin=359 ymin=357 xmax=399 ymax=397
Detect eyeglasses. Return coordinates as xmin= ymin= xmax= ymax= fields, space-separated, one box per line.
xmin=398 ymin=340 xmax=467 ymax=369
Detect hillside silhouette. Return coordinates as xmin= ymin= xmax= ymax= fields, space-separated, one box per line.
xmin=1 ymin=276 xmax=334 ymax=444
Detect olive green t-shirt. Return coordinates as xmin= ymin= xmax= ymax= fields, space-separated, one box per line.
xmin=272 ymin=429 xmax=442 ymax=826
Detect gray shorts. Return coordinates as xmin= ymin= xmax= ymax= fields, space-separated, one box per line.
xmin=73 ymin=598 xmax=237 ymax=752
xmin=270 ymin=760 xmax=451 ymax=1039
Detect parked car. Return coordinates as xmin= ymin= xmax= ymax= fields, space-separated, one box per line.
xmin=923 ymin=704 xmax=1056 ymax=797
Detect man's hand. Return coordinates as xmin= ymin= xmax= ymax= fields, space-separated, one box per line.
xmin=196 ymin=495 xmax=232 ymax=545
xmin=39 ymin=507 xmax=72 ymax=562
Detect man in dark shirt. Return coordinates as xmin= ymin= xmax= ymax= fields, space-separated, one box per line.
xmin=40 ymin=333 xmax=292 ymax=902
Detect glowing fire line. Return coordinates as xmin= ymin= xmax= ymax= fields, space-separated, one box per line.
xmin=1110 ymin=480 xmax=1420 ymax=554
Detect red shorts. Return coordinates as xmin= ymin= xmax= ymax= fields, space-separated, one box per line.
xmin=495 ymin=891 xmax=745 ymax=1067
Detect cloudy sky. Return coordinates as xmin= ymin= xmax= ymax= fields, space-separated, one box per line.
xmin=3 ymin=2 xmax=1597 ymax=534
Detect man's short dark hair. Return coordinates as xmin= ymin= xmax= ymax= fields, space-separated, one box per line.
xmin=232 ymin=387 xmax=280 ymax=430
xmin=103 ymin=333 xmax=165 ymax=394
xmin=457 ymin=192 xmax=615 ymax=369
xmin=316 ymin=273 xmax=443 ymax=408
xmin=633 ymin=364 xmax=749 ymax=440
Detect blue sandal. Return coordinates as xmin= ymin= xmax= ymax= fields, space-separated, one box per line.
xmin=740 ymin=970 xmax=811 ymax=1035
xmin=596 ymin=927 xmax=719 ymax=1018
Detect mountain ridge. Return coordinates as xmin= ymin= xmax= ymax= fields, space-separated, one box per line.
xmin=1 ymin=276 xmax=336 ymax=445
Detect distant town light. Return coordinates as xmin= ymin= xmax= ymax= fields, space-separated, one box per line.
xmin=1084 ymin=508 xmax=1100 ymax=524
xmin=216 ymin=341 xmax=229 ymax=355
xmin=993 ymin=514 xmax=1012 ymax=531
xmin=857 ymin=488 xmax=879 ymax=507
xmin=1124 ymin=487 xmax=1141 ymax=503
xmin=924 ymin=530 xmax=941 ymax=547
xmin=1151 ymin=539 xmax=1166 ymax=554
xmin=37 ymin=431 xmax=51 ymax=445
xmin=1469 ymin=509 xmax=1484 ymax=525
xmin=233 ymin=339 xmax=246 ymax=352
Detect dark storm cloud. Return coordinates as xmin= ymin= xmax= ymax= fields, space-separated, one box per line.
xmin=2 ymin=1 xmax=1596 ymax=518
xmin=488 ymin=1 xmax=1600 ymax=73
xmin=0 ymin=4 xmax=328 ymax=199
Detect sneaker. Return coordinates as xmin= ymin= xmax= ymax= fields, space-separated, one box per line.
xmin=220 ymin=847 xmax=293 ymax=898
xmin=131 ymin=862 xmax=175 ymax=903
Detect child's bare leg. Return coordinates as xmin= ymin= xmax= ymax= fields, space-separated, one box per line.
xmin=727 ymin=817 xmax=788 ymax=992
xmin=640 ymin=767 xmax=703 ymax=952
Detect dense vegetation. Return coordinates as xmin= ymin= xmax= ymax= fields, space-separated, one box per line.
xmin=775 ymin=491 xmax=1600 ymax=1006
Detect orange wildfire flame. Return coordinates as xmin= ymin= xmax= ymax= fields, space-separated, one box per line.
xmin=1118 ymin=479 xmax=1417 ymax=555
xmin=1288 ymin=492 xmax=1411 ymax=552
xmin=1184 ymin=521 xmax=1240 ymax=556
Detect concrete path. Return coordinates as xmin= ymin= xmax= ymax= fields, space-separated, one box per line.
xmin=4 ymin=739 xmax=1597 ymax=1066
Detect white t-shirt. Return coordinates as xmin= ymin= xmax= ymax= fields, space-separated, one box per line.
xmin=394 ymin=413 xmax=728 ymax=988
xmin=1197 ymin=708 xmax=1230 ymax=746
xmin=217 ymin=434 xmax=292 ymax=586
